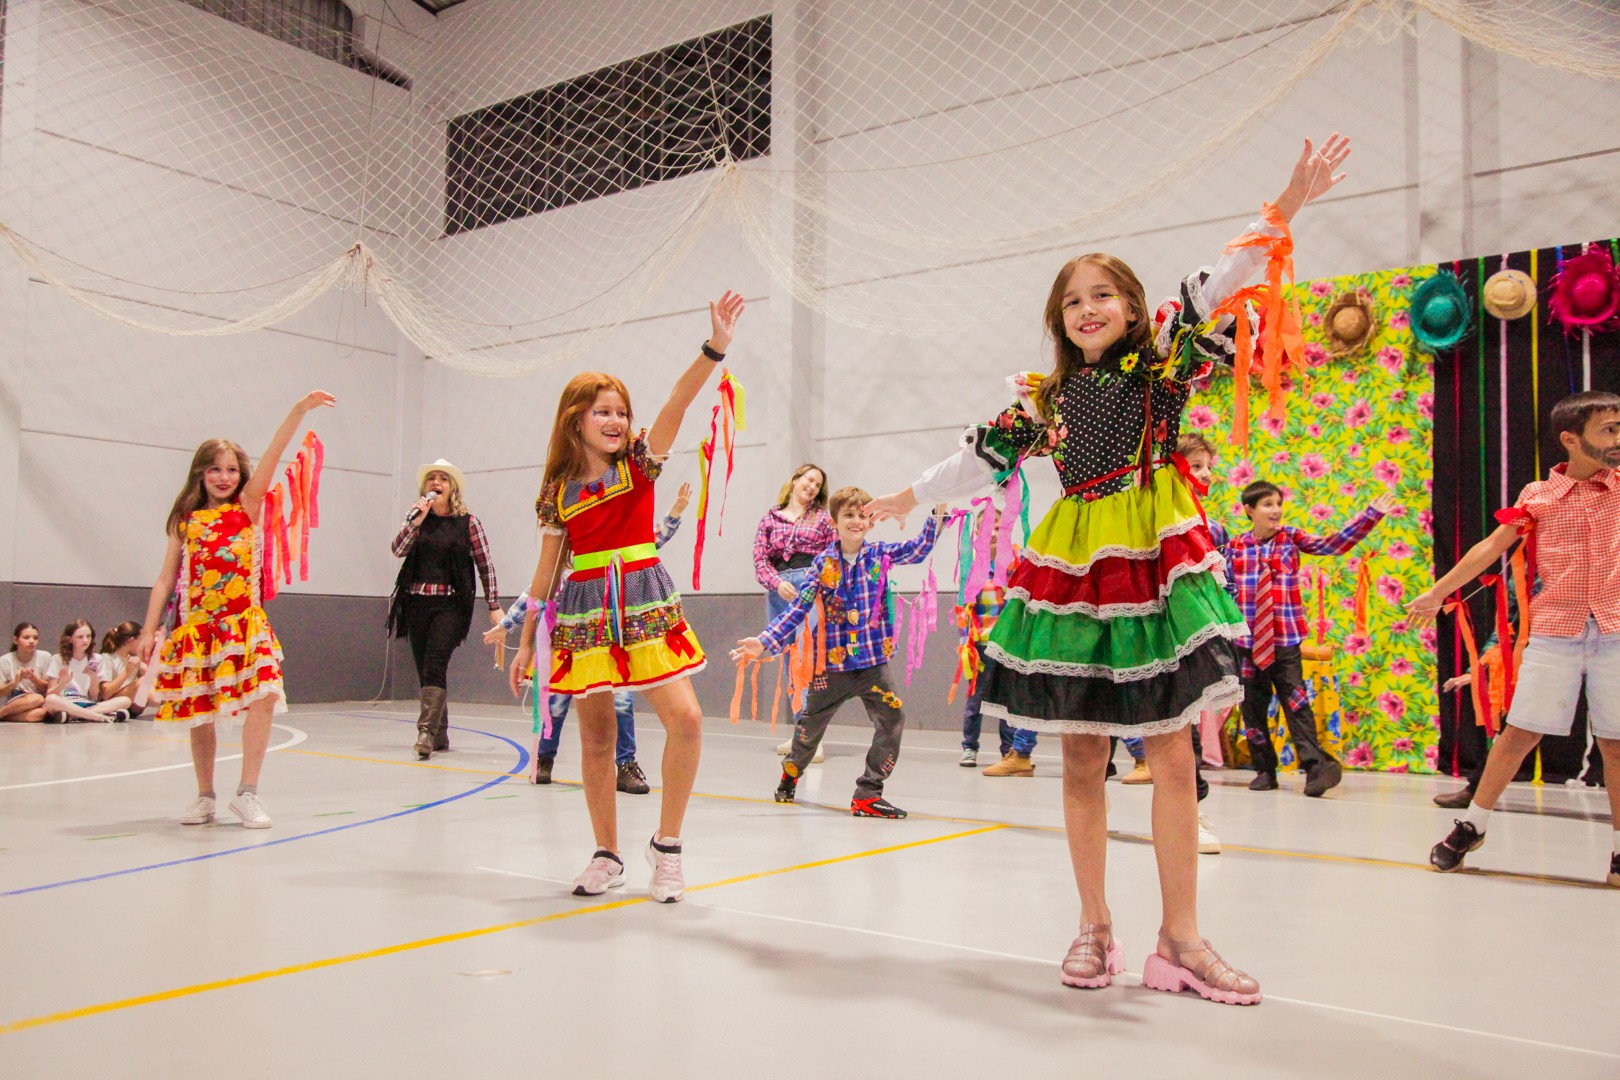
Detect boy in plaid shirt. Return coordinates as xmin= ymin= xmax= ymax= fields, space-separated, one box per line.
xmin=1225 ymin=480 xmax=1395 ymax=796
xmin=1414 ymin=391 xmax=1620 ymax=883
xmin=734 ymin=486 xmax=944 ymax=818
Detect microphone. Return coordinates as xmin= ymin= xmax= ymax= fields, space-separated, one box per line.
xmin=408 ymin=493 xmax=435 ymax=521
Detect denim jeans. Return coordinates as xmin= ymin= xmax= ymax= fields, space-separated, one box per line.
xmin=960 ymin=645 xmax=1037 ymax=755
xmin=540 ymin=689 xmax=636 ymax=765
xmin=765 ymin=566 xmax=816 ymax=627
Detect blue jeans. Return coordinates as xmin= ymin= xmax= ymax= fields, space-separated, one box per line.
xmin=960 ymin=645 xmax=1037 ymax=755
xmin=765 ymin=566 xmax=816 ymax=626
xmin=1123 ymin=736 xmax=1145 ymax=761
xmin=539 ymin=690 xmax=636 ymax=765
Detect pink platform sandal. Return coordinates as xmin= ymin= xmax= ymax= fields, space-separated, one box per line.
xmin=1059 ymin=923 xmax=1125 ymax=989
xmin=1141 ymin=932 xmax=1262 ymax=1005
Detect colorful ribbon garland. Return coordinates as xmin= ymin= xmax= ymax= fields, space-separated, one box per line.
xmin=692 ymin=370 xmax=746 ymax=590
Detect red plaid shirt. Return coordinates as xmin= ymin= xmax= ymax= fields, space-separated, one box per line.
xmin=1223 ymin=508 xmax=1385 ymax=650
xmin=1505 ymin=465 xmax=1620 ymax=637
xmin=752 ymin=506 xmax=835 ymax=590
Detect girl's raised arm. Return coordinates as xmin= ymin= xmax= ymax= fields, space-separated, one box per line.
xmin=646 ymin=291 xmax=744 ymax=458
xmin=242 ymin=391 xmax=336 ymax=522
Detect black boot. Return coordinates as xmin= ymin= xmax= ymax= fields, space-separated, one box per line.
xmin=1248 ymin=770 xmax=1278 ymax=791
xmin=415 ymin=687 xmax=446 ymax=760
xmin=433 ymin=698 xmax=450 ymax=752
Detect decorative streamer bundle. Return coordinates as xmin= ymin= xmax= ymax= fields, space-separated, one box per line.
xmin=691 ymin=370 xmax=746 ymax=590
xmin=261 ymin=431 xmax=324 ymax=601
xmin=1214 ymin=206 xmax=1306 ymax=447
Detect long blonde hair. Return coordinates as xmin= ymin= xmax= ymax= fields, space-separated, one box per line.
xmin=540 ymin=372 xmax=634 ymax=496
xmin=167 ymin=438 xmax=252 ymax=537
xmin=1038 ymin=253 xmax=1152 ymax=419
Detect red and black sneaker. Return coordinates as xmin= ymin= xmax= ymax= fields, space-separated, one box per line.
xmin=774 ymin=771 xmax=798 ymax=803
xmin=851 ymin=796 xmax=907 ymax=819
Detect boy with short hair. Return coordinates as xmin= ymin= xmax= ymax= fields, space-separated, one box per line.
xmin=1226 ymin=479 xmax=1395 ymax=796
xmin=734 ymin=486 xmax=944 ymax=818
xmin=1413 ymin=391 xmax=1620 ymax=883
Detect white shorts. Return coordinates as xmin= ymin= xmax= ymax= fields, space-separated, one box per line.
xmin=1503 ymin=618 xmax=1620 ymax=740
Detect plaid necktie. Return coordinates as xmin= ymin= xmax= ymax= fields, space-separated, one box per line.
xmin=1252 ymin=559 xmax=1277 ymax=670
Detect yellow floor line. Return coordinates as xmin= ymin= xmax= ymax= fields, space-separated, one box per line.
xmin=0 ymin=824 xmax=1002 ymax=1036
xmin=285 ymin=751 xmax=1608 ymax=890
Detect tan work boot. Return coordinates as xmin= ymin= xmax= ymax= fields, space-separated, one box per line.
xmin=1121 ymin=759 xmax=1153 ymax=785
xmin=982 ymin=751 xmax=1035 ymax=777
xmin=415 ymin=687 xmax=446 ymax=760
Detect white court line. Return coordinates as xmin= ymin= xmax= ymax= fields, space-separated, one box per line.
xmin=700 ymin=904 xmax=1620 ymax=1061
xmin=479 ymin=866 xmax=577 ymax=887
xmin=0 ymin=724 xmax=308 ymax=792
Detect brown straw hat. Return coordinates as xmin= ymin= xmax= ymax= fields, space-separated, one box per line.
xmin=1481 ymin=269 xmax=1536 ymax=321
xmin=1324 ymin=288 xmax=1376 ymax=357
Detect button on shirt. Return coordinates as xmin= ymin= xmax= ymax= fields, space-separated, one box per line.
xmin=1508 ymin=465 xmax=1620 ymax=637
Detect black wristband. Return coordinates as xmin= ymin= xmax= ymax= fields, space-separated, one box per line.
xmin=700 ymin=340 xmax=726 ymax=362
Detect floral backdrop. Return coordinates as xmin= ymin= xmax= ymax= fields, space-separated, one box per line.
xmin=1188 ymin=267 xmax=1439 ymax=773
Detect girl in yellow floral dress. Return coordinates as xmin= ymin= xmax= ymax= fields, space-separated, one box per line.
xmin=139 ymin=391 xmax=335 ymax=829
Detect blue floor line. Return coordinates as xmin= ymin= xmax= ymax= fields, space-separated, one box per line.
xmin=2 ymin=717 xmax=529 ymax=899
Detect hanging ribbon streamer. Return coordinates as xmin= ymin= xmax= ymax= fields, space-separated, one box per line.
xmin=1219 ymin=204 xmax=1304 ymax=445
xmin=690 ymin=371 xmax=747 ymax=589
xmin=261 ymin=485 xmax=286 ymax=601
xmin=1313 ymin=566 xmax=1331 ymax=645
xmin=1352 ymin=553 xmax=1376 ymax=638
xmin=1446 ymin=599 xmax=1494 ymax=738
xmin=691 ymin=406 xmax=718 ymax=590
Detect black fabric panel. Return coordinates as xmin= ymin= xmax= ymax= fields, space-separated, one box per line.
xmin=978 ymin=635 xmax=1240 ymax=730
xmin=1430 ymin=240 xmax=1620 ymax=783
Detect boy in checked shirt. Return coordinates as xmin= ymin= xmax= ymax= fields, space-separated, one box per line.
xmin=734 ymin=486 xmax=944 ymax=818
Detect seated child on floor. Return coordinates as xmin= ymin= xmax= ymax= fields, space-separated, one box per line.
xmin=733 ymin=486 xmax=944 ymax=818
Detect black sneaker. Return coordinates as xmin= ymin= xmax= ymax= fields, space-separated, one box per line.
xmin=851 ymin=796 xmax=907 ymax=819
xmin=1607 ymin=853 xmax=1619 ymax=888
xmin=616 ymin=760 xmax=650 ymax=795
xmin=774 ymin=771 xmax=797 ymax=803
xmin=1303 ymin=760 xmax=1343 ymax=798
xmin=533 ymin=756 xmax=554 ymax=785
xmin=1430 ymin=819 xmax=1484 ymax=872
xmin=1248 ymin=771 xmax=1278 ymax=792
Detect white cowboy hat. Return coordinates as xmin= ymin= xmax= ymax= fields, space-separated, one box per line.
xmin=416 ymin=459 xmax=466 ymax=494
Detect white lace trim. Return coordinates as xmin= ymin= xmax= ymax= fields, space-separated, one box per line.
xmin=1020 ymin=516 xmax=1204 ymax=576
xmin=1009 ymin=550 xmax=1227 ymax=616
xmin=985 ymin=618 xmax=1247 ymax=684
xmin=982 ymin=675 xmax=1243 ymax=737
xmin=153 ymin=679 xmax=288 ymax=728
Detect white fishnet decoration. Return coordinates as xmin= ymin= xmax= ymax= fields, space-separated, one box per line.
xmin=1 ymin=0 xmax=1616 ymax=373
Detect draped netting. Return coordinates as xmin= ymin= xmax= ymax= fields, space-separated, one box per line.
xmin=1 ymin=0 xmax=1616 ymax=373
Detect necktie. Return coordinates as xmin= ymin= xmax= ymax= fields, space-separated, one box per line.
xmin=1252 ymin=558 xmax=1276 ymax=670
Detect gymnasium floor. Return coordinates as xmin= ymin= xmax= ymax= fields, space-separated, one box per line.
xmin=2 ymin=704 xmax=1615 ymax=1078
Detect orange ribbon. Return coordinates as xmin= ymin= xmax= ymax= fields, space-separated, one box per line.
xmin=1221 ymin=204 xmax=1304 ymax=444
xmin=1446 ymin=599 xmax=1494 ymax=737
xmin=1352 ymin=553 xmax=1376 ymax=638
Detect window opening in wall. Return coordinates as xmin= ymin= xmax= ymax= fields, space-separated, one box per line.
xmin=179 ymin=0 xmax=409 ymax=89
xmin=444 ymin=14 xmax=771 ymax=236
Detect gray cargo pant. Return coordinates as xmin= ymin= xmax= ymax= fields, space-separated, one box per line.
xmin=785 ymin=662 xmax=905 ymax=798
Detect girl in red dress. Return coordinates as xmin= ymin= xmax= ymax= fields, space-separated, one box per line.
xmin=139 ymin=391 xmax=336 ymax=829
xmin=510 ymin=291 xmax=744 ymax=903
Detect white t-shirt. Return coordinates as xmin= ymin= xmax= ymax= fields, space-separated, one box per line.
xmin=97 ymin=652 xmax=134 ymax=685
xmin=0 ymin=650 xmax=57 ymax=690
xmin=59 ymin=655 xmax=101 ymax=699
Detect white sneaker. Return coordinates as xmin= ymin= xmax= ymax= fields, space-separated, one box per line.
xmin=779 ymin=738 xmax=825 ymax=763
xmin=229 ymin=793 xmax=272 ymax=828
xmin=571 ymin=851 xmax=626 ymax=896
xmin=179 ymin=795 xmax=216 ymax=825
xmin=646 ymin=835 xmax=685 ymax=903
xmin=959 ymin=748 xmax=977 ymax=767
xmin=1197 ymin=814 xmax=1222 ymax=855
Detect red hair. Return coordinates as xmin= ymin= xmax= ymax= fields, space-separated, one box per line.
xmin=541 ymin=372 xmax=634 ymax=495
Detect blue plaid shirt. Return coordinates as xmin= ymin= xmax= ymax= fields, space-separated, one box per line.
xmin=1221 ymin=507 xmax=1384 ymax=650
xmin=758 ymin=516 xmax=940 ymax=672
